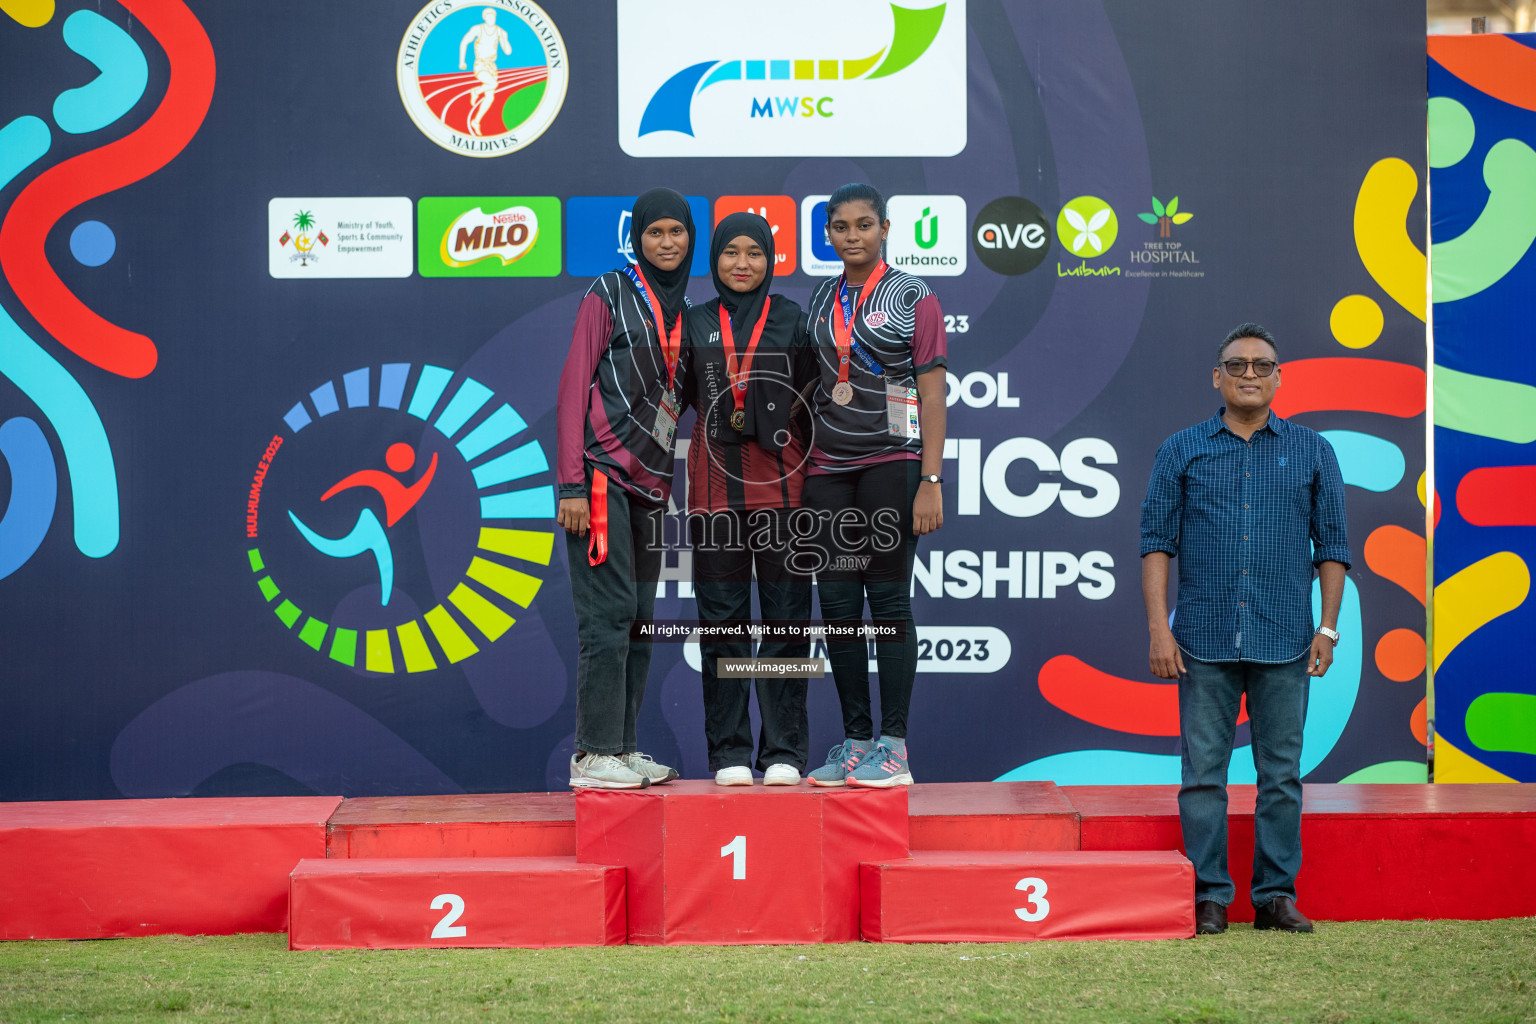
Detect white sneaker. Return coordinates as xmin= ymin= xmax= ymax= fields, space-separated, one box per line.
xmin=624 ymin=752 xmax=679 ymax=785
xmin=715 ymin=766 xmax=753 ymax=786
xmin=763 ymin=764 xmax=801 ymax=786
xmin=569 ymin=753 xmax=648 ymax=790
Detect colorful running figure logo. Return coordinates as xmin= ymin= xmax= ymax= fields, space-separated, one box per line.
xmin=397 ymin=0 xmax=569 ymax=158
xmin=287 ymin=443 xmax=439 ymax=607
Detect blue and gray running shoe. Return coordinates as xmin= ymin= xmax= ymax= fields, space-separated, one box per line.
xmin=846 ymin=743 xmax=913 ymax=788
xmin=806 ymin=739 xmax=871 ymax=787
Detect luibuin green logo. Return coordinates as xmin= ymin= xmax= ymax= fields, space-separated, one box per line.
xmin=1138 ymin=196 xmax=1192 ymax=239
xmin=1057 ymin=196 xmax=1117 ymax=257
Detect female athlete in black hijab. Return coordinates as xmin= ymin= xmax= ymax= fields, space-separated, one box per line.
xmin=556 ymin=188 xmax=696 ymax=790
xmin=682 ymin=212 xmax=813 ymax=786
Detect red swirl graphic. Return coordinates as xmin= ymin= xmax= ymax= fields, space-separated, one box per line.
xmin=0 ymin=0 xmax=215 ymax=379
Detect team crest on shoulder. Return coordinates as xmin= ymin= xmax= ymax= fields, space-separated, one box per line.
xmin=865 ymin=310 xmax=889 ymax=329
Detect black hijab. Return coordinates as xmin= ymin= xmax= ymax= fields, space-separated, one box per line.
xmin=628 ymin=187 xmax=695 ymax=327
xmin=710 ymin=212 xmax=774 ymax=338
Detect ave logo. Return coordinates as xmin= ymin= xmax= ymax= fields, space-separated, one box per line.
xmin=971 ymin=197 xmax=1051 ymax=275
xmin=886 ymin=195 xmax=967 ymax=276
xmin=713 ymin=195 xmax=797 ymax=275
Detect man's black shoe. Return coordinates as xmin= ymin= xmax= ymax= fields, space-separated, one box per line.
xmin=1194 ymin=900 xmax=1227 ymax=935
xmin=1253 ymin=895 xmax=1314 ymax=933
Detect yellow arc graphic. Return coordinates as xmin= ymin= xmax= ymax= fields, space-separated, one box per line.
xmin=1433 ymin=551 xmax=1529 ymax=671
xmin=1354 ymin=158 xmax=1426 ymax=322
xmin=1 ymin=0 xmax=52 ymax=27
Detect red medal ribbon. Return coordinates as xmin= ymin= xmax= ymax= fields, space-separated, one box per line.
xmin=587 ymin=470 xmax=609 ymax=567
xmin=832 ymin=260 xmax=888 ymax=390
xmin=632 ymin=266 xmax=682 ymax=388
xmin=719 ymin=296 xmax=772 ymax=423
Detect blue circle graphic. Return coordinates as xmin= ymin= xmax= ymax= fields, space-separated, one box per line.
xmin=69 ymin=220 xmax=116 ymax=266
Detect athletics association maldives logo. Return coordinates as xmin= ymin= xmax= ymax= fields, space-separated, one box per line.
xmin=397 ymin=0 xmax=568 ymax=157
xmin=244 ymin=364 xmax=555 ymax=673
xmin=618 ymin=0 xmax=965 ymax=157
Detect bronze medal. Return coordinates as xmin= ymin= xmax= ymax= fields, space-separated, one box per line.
xmin=831 ymin=381 xmax=854 ymax=406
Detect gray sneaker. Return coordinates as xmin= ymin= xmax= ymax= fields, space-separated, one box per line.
xmin=806 ymin=739 xmax=871 ymax=787
xmin=569 ymin=753 xmax=649 ymax=790
xmin=846 ymin=743 xmax=913 ymax=788
xmin=624 ymin=751 xmax=679 ymax=785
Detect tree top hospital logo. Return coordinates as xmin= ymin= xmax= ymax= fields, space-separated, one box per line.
xmin=617 ymin=0 xmax=965 ymax=158
xmin=244 ymin=364 xmax=555 ymax=674
xmin=397 ymin=0 xmax=568 ymax=158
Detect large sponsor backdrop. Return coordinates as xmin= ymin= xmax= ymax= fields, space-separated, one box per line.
xmin=1427 ymin=33 xmax=1536 ymax=783
xmin=0 ymin=1 xmax=1429 ymax=799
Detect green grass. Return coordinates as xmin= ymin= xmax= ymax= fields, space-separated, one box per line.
xmin=1 ymin=921 xmax=1532 ymax=1023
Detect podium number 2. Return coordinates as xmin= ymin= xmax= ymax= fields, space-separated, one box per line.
xmin=1014 ymin=877 xmax=1049 ymax=922
xmin=431 ymin=893 xmax=467 ymax=938
xmin=721 ymin=835 xmax=746 ymax=880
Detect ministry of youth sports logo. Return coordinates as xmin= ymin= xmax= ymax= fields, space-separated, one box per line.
xmin=244 ymin=364 xmax=555 ymax=674
xmin=397 ymin=0 xmax=568 ymax=157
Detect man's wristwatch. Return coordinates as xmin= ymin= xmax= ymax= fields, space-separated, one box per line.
xmin=1315 ymin=626 xmax=1340 ymax=646
xmin=919 ymin=475 xmax=942 ymax=484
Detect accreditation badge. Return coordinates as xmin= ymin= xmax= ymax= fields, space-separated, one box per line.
xmin=886 ymin=381 xmax=921 ymax=439
xmin=652 ymin=389 xmax=682 ymax=451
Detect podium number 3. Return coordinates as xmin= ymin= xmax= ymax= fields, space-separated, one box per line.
xmin=721 ymin=835 xmax=747 ymax=880
xmin=431 ymin=893 xmax=467 ymax=938
xmin=1014 ymin=877 xmax=1049 ymax=922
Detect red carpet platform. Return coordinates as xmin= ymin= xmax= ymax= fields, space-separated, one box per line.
xmin=1068 ymin=783 xmax=1536 ymax=922
xmin=4 ymin=783 xmax=1533 ymax=944
xmin=0 ymin=797 xmax=340 ymax=939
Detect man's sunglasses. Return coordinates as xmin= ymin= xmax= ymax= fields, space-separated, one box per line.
xmin=1219 ymin=359 xmax=1277 ymax=377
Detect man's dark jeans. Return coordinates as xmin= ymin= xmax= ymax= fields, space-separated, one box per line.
xmin=566 ymin=483 xmax=663 ymax=756
xmin=1178 ymin=652 xmax=1308 ymax=908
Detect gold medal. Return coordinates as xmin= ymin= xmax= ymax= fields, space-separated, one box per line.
xmin=831 ymin=381 xmax=854 ymax=406
xmin=730 ymin=408 xmax=745 ymax=431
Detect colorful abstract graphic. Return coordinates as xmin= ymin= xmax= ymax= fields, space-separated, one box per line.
xmin=1428 ymin=34 xmax=1536 ymax=782
xmin=249 ymin=364 xmax=555 ymax=674
xmin=0 ymin=1 xmax=214 ymax=576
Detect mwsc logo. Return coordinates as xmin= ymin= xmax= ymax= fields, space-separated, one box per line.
xmin=617 ymin=0 xmax=965 ymax=158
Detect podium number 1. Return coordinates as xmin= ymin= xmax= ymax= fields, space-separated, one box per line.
xmin=721 ymin=835 xmax=747 ymax=880
xmin=431 ymin=893 xmax=467 ymax=938
xmin=1014 ymin=877 xmax=1049 ymax=922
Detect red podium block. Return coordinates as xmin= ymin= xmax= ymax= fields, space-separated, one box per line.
xmin=0 ymin=797 xmax=340 ymax=939
xmin=575 ymin=780 xmax=908 ymax=944
xmin=908 ymin=782 xmax=1080 ymax=851
xmin=327 ymin=793 xmax=577 ymax=858
xmin=288 ymin=857 xmax=625 ymax=949
xmin=861 ymin=850 xmax=1194 ymax=942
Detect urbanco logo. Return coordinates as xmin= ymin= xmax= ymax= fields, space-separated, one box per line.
xmin=418 ymin=196 xmax=562 ymax=277
xmin=1057 ymin=196 xmax=1118 ymax=257
xmin=886 ymin=195 xmax=967 ymax=276
xmin=397 ymin=0 xmax=568 ymax=158
xmin=617 ymin=0 xmax=965 ymax=158
xmin=971 ymin=196 xmax=1051 ymax=275
xmin=244 ymin=363 xmax=555 ymax=673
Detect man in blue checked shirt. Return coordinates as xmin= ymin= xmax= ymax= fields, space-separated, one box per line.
xmin=1139 ymin=322 xmax=1350 ymax=937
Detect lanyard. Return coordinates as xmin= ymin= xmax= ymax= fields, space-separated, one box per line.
xmin=626 ymin=265 xmax=682 ymax=388
xmin=833 ymin=260 xmax=888 ymax=388
xmin=719 ymin=296 xmax=772 ymax=418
